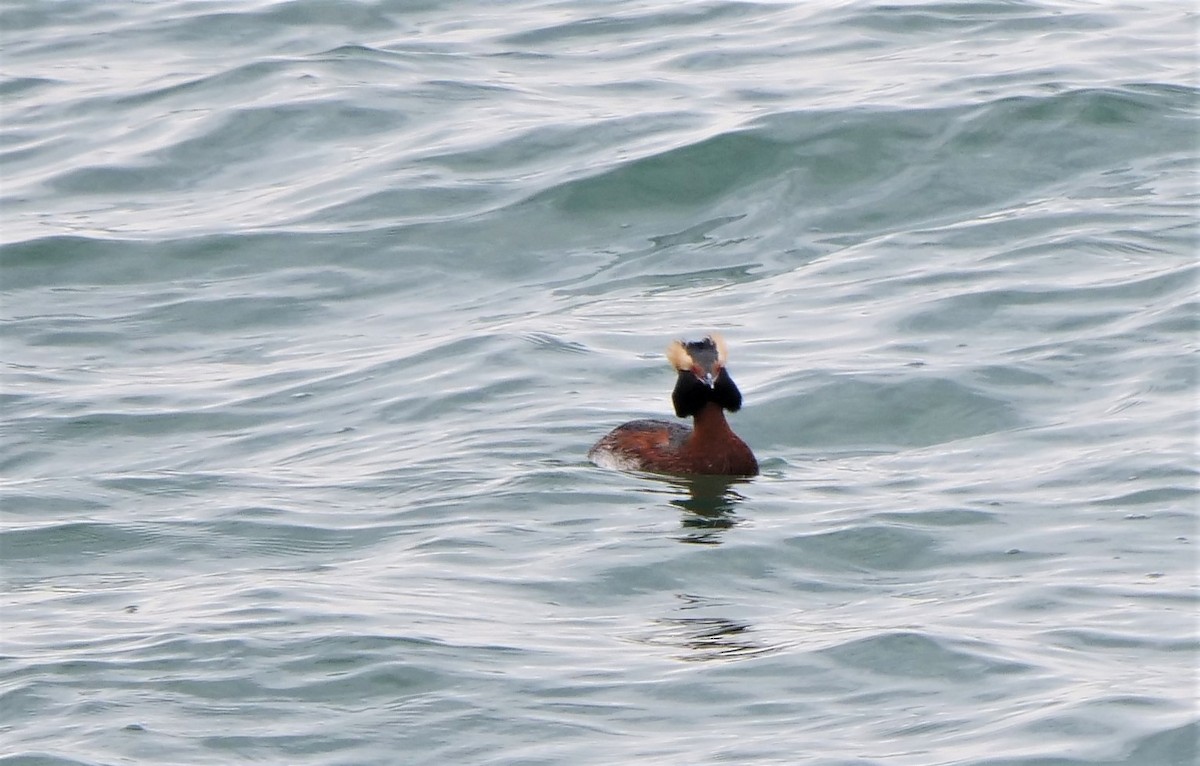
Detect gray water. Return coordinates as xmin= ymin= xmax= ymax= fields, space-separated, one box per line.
xmin=2 ymin=2 xmax=1197 ymax=764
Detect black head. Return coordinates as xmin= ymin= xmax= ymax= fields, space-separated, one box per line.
xmin=666 ymin=334 xmax=744 ymax=418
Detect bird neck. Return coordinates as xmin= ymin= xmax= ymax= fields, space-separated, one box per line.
xmin=688 ymin=402 xmax=736 ymax=444
xmin=682 ymin=401 xmax=758 ymax=476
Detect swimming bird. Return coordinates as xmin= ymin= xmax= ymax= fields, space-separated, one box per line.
xmin=589 ymin=334 xmax=758 ymax=476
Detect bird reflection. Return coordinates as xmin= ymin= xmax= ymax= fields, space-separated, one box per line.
xmin=658 ymin=474 xmax=751 ymax=544
xmin=648 ymin=616 xmax=765 ymax=661
xmin=639 ymin=594 xmax=776 ymax=662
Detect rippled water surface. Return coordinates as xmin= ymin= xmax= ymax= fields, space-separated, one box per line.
xmin=2 ymin=1 xmax=1197 ymax=764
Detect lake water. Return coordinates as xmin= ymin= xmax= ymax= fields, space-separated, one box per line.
xmin=2 ymin=2 xmax=1197 ymax=764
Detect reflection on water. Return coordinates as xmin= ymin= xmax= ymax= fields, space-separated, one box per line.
xmin=661 ymin=475 xmax=752 ymax=545
xmin=636 ymin=594 xmax=778 ymax=662
xmin=644 ymin=615 xmax=769 ymax=661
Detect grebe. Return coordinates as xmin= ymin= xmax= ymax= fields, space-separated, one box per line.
xmin=589 ymin=334 xmax=758 ymax=477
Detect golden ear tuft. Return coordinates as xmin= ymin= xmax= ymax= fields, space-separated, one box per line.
xmin=709 ymin=333 xmax=728 ymax=365
xmin=666 ymin=340 xmax=692 ymax=371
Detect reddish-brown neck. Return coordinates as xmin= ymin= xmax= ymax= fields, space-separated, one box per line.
xmin=682 ymin=401 xmax=758 ymax=476
xmin=688 ymin=401 xmax=737 ymax=445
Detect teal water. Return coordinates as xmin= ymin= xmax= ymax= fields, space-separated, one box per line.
xmin=2 ymin=1 xmax=1197 ymax=764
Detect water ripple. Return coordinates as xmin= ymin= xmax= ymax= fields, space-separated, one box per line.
xmin=2 ymin=2 xmax=1196 ymax=765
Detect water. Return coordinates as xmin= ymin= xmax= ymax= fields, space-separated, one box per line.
xmin=2 ymin=1 xmax=1197 ymax=764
